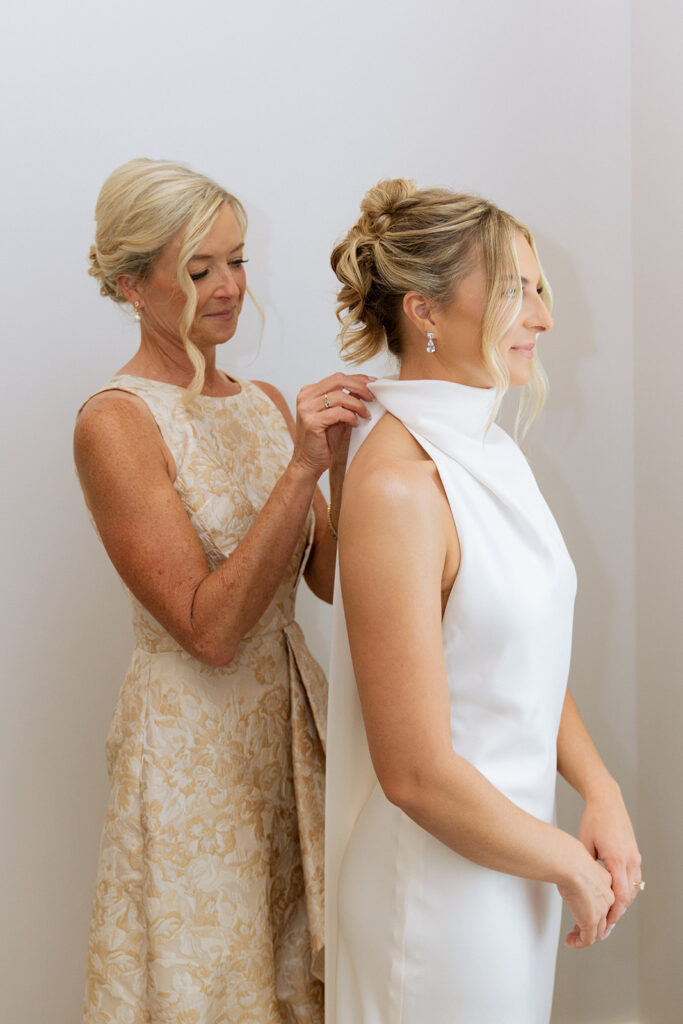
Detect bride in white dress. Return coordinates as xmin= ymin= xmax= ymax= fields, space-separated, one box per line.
xmin=324 ymin=181 xmax=643 ymax=1024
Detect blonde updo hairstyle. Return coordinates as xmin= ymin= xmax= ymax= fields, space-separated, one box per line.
xmin=331 ymin=179 xmax=552 ymax=433
xmin=89 ymin=158 xmax=247 ymax=404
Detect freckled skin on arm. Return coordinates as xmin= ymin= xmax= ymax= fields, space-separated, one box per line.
xmin=74 ymin=391 xmax=319 ymax=665
xmin=74 ymin=373 xmax=374 ymax=666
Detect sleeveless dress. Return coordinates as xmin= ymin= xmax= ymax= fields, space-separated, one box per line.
xmin=325 ymin=379 xmax=577 ymax=1024
xmin=80 ymin=375 xmax=326 ymax=1024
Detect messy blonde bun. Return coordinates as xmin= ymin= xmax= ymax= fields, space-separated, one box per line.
xmin=331 ymin=179 xmax=552 ymax=433
xmin=89 ymin=158 xmax=247 ymax=404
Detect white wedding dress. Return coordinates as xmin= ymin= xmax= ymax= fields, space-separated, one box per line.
xmin=325 ymin=379 xmax=577 ymax=1024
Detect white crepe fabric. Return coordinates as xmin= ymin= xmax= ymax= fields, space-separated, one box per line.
xmin=325 ymin=378 xmax=577 ymax=1024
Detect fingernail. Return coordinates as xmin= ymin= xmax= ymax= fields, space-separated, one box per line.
xmin=601 ymin=925 xmax=615 ymax=941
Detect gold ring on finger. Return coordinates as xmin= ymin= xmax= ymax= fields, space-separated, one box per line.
xmin=633 ymin=880 xmax=646 ymax=891
xmin=323 ymin=393 xmax=332 ymax=409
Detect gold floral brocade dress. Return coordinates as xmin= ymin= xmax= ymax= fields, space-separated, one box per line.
xmin=82 ymin=376 xmax=326 ymax=1024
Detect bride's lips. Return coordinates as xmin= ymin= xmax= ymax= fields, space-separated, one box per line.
xmin=511 ymin=344 xmax=535 ymax=358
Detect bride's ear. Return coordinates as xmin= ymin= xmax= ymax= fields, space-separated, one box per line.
xmin=403 ymin=291 xmax=436 ymax=335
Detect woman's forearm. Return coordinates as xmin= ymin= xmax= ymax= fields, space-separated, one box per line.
xmin=302 ymin=455 xmax=346 ymax=603
xmin=187 ymin=459 xmax=320 ymax=664
xmin=555 ymin=688 xmax=641 ymax=925
xmin=386 ymin=746 xmax=592 ymax=889
xmin=257 ymin=374 xmax=372 ymax=606
xmin=557 ymin=689 xmax=618 ymax=800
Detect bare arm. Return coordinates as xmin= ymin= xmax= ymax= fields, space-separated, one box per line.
xmin=74 ymin=373 xmax=372 ymax=665
xmin=339 ymin=458 xmax=615 ymax=948
xmin=253 ymin=378 xmax=362 ymax=603
xmin=557 ymin=689 xmax=642 ymax=932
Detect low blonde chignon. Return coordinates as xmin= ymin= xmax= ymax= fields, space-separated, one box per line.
xmin=89 ymin=158 xmax=247 ymax=404
xmin=330 ymin=179 xmax=552 ymax=434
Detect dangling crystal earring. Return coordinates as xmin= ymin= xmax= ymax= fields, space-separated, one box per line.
xmin=426 ymin=331 xmax=436 ymax=353
xmin=134 ymin=302 xmax=142 ymax=322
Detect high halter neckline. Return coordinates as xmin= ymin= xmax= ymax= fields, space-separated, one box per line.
xmin=369 ymin=377 xmax=498 ymax=444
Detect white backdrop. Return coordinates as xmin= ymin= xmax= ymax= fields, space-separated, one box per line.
xmin=1 ymin=1 xmax=676 ymax=1021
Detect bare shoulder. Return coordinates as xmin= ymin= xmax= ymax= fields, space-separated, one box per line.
xmin=341 ymin=412 xmax=460 ymax=610
xmin=342 ymin=414 xmax=444 ymax=533
xmin=346 ymin=413 xmax=439 ymax=498
xmin=74 ymin=389 xmax=170 ymax=484
xmin=75 ymin=388 xmax=153 ymax=439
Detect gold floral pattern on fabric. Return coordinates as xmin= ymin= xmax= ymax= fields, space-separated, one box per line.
xmin=81 ymin=377 xmax=326 ymax=1024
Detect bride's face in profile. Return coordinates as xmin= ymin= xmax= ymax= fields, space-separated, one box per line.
xmin=431 ymin=233 xmax=553 ymax=388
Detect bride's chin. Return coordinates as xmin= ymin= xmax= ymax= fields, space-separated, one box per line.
xmin=505 ymin=360 xmax=533 ymax=389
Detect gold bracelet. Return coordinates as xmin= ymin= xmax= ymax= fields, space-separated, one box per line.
xmin=327 ymin=503 xmax=339 ymax=540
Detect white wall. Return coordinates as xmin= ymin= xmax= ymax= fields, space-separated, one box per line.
xmin=632 ymin=2 xmax=683 ymax=1021
xmin=0 ymin=2 xmax=657 ymax=1021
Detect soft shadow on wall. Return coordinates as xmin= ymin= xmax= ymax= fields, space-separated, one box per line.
xmin=502 ymin=234 xmax=639 ymax=1023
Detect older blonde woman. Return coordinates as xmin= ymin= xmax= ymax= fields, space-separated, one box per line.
xmin=75 ymin=158 xmax=373 ymax=1023
xmin=325 ymin=180 xmax=642 ymax=1024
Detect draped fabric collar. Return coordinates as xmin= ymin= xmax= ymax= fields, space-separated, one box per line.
xmin=351 ymin=376 xmax=555 ymax=552
xmin=368 ymin=377 xmax=498 ymax=445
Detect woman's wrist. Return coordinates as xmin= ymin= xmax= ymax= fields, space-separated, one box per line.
xmin=552 ymin=831 xmax=596 ymax=889
xmin=284 ymin=455 xmax=322 ymax=490
xmin=577 ymin=770 xmax=621 ymax=806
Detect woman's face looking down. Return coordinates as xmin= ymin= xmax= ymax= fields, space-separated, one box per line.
xmin=131 ymin=202 xmax=247 ymax=351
